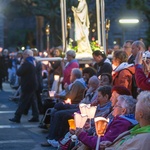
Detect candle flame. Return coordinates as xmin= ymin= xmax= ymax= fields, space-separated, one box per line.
xmin=65 ymin=98 xmax=71 ymax=104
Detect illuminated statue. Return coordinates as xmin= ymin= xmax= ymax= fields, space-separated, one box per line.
xmin=72 ymin=0 xmax=92 ymax=54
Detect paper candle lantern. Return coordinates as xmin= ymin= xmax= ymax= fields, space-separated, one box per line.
xmin=49 ymin=91 xmax=56 ymax=97
xmin=68 ymin=119 xmax=76 ymax=130
xmin=94 ymin=117 xmax=109 ymax=150
xmin=79 ymin=103 xmax=97 ymax=119
xmin=74 ymin=112 xmax=88 ymax=128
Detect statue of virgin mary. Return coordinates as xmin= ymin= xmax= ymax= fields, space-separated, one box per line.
xmin=72 ymin=0 xmax=92 ymax=54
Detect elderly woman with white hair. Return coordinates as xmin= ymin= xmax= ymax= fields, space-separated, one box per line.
xmin=75 ymin=95 xmax=138 ymax=150
xmin=61 ymin=50 xmax=79 ymax=88
xmin=101 ymin=91 xmax=150 ymax=150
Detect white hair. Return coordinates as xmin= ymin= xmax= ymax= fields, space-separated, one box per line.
xmin=117 ymin=95 xmax=136 ymax=114
xmin=24 ymin=49 xmax=33 ymax=57
xmin=71 ymin=68 xmax=82 ymax=78
xmin=137 ymin=91 xmax=150 ymax=121
xmin=66 ymin=50 xmax=76 ymax=58
xmin=89 ymin=75 xmax=99 ymax=86
xmin=132 ymin=40 xmax=146 ymax=50
xmin=3 ymin=49 xmax=8 ymax=53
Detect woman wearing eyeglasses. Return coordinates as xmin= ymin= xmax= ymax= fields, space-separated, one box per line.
xmin=75 ymin=95 xmax=138 ymax=150
xmin=101 ymin=91 xmax=150 ymax=150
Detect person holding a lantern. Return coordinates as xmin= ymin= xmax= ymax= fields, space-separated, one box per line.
xmin=75 ymin=95 xmax=138 ymax=150
xmin=58 ymin=85 xmax=112 ymax=150
xmin=41 ymin=68 xmax=86 ymax=147
xmin=101 ymin=91 xmax=150 ymax=150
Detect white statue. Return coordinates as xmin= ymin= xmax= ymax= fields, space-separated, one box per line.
xmin=72 ymin=0 xmax=92 ymax=54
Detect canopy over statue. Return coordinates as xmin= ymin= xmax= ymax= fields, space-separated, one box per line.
xmin=72 ymin=0 xmax=92 ymax=54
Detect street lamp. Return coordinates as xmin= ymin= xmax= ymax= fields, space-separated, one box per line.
xmin=119 ymin=18 xmax=139 ymax=43
xmin=67 ymin=17 xmax=71 ymax=44
xmin=105 ymin=19 xmax=110 ymax=55
xmin=119 ymin=19 xmax=139 ymax=24
xmin=45 ymin=23 xmax=50 ymax=56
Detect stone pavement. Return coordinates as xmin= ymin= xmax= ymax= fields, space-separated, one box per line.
xmin=0 ymin=82 xmax=57 ymax=150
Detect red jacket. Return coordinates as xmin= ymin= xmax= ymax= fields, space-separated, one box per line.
xmin=135 ymin=64 xmax=150 ymax=90
xmin=63 ymin=59 xmax=79 ymax=85
xmin=112 ymin=66 xmax=135 ymax=93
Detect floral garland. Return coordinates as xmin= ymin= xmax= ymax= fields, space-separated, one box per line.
xmin=68 ymin=37 xmax=103 ymax=52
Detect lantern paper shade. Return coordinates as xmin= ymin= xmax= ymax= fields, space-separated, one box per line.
xmin=54 ymin=75 xmax=60 ymax=80
xmin=49 ymin=91 xmax=56 ymax=97
xmin=79 ymin=103 xmax=97 ymax=119
xmin=74 ymin=112 xmax=88 ymax=128
xmin=94 ymin=117 xmax=109 ymax=136
xmin=68 ymin=119 xmax=76 ymax=130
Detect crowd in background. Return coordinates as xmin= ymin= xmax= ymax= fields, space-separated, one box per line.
xmin=1 ymin=39 xmax=150 ymax=149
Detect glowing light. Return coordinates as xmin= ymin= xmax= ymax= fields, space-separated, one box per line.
xmin=21 ymin=47 xmax=25 ymax=50
xmin=64 ymin=98 xmax=71 ymax=104
xmin=119 ymin=19 xmax=139 ymax=24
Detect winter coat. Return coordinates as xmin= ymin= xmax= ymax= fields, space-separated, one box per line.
xmin=36 ymin=61 xmax=43 ymax=92
xmin=0 ymin=56 xmax=5 ymax=78
xmin=106 ymin=124 xmax=150 ymax=150
xmin=63 ymin=59 xmax=79 ymax=85
xmin=17 ymin=58 xmax=38 ymax=93
xmin=94 ymin=58 xmax=112 ymax=77
xmin=60 ymin=78 xmax=87 ymax=104
xmin=112 ymin=62 xmax=135 ymax=93
xmin=135 ymin=64 xmax=150 ymax=90
xmin=78 ymin=115 xmax=138 ymax=150
xmin=128 ymin=54 xmax=135 ymax=64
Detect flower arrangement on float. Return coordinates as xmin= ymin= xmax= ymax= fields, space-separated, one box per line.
xmin=68 ymin=37 xmax=104 ymax=52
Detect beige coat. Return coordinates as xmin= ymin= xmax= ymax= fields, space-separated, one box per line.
xmin=106 ymin=132 xmax=150 ymax=150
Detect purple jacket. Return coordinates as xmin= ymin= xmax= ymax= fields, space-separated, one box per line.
xmin=78 ymin=115 xmax=138 ymax=149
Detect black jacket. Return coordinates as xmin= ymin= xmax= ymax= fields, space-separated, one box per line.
xmin=17 ymin=60 xmax=38 ymax=93
xmin=128 ymin=55 xmax=135 ymax=64
xmin=36 ymin=61 xmax=43 ymax=92
xmin=0 ymin=56 xmax=5 ymax=78
xmin=94 ymin=58 xmax=112 ymax=77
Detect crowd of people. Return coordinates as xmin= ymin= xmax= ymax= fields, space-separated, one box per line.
xmin=2 ymin=39 xmax=150 ymax=149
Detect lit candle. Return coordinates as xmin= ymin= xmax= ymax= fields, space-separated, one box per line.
xmin=54 ymin=75 xmax=60 ymax=80
xmin=49 ymin=91 xmax=56 ymax=97
xmin=64 ymin=98 xmax=71 ymax=104
xmin=68 ymin=119 xmax=76 ymax=130
xmin=43 ymin=51 xmax=48 ymax=57
xmin=39 ymin=52 xmax=42 ymax=57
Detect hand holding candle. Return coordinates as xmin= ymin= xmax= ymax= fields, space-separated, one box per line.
xmin=64 ymin=98 xmax=71 ymax=104
xmin=95 ymin=117 xmax=109 ymax=136
xmin=94 ymin=117 xmax=109 ymax=150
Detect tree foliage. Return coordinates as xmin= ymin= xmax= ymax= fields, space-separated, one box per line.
xmin=3 ymin=0 xmax=142 ymax=48
xmin=127 ymin=0 xmax=150 ymax=46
